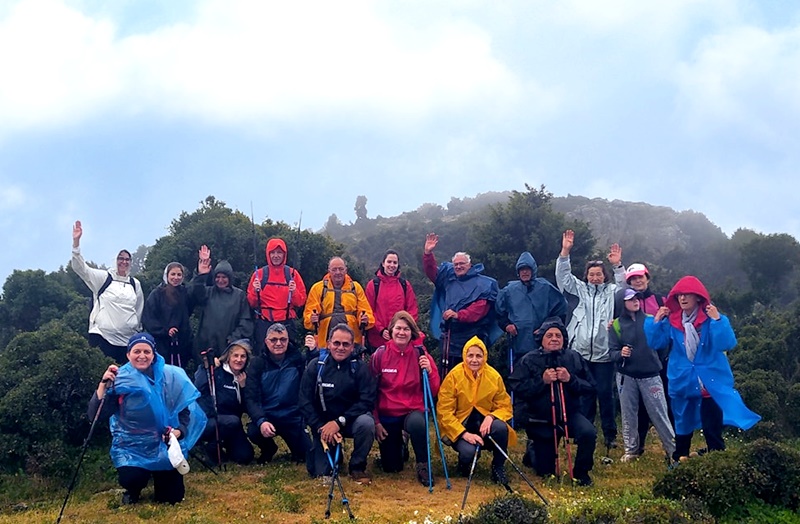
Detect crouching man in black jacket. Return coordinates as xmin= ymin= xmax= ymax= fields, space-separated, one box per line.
xmin=509 ymin=317 xmax=597 ymax=486
xmin=299 ymin=323 xmax=377 ymax=484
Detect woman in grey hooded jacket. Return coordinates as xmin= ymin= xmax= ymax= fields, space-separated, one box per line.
xmin=555 ymin=229 xmax=625 ymax=449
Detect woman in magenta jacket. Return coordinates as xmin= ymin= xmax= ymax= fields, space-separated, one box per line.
xmin=365 ymin=250 xmax=420 ymax=351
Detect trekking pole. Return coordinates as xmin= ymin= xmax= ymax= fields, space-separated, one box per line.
xmin=550 ymin=382 xmax=561 ymax=478
xmin=421 ymin=356 xmax=434 ymax=493
xmin=440 ymin=322 xmax=451 ymax=381
xmin=322 ymin=437 xmax=355 ymax=520
xmin=200 ymin=349 xmax=224 ymax=471
xmin=189 ymin=449 xmax=219 ymax=475
xmin=557 ymin=381 xmax=574 ymax=480
xmin=507 ymin=333 xmax=515 ymax=428
xmin=170 ymin=334 xmax=181 ymax=368
xmin=419 ymin=349 xmax=451 ymax=489
xmin=56 ymin=380 xmax=111 ymax=524
xmin=487 ymin=435 xmax=549 ymax=506
xmin=458 ymin=444 xmax=481 ymax=522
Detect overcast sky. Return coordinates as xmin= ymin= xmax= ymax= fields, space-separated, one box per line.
xmin=1 ymin=0 xmax=797 ymax=285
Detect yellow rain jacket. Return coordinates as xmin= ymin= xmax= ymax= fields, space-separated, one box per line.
xmin=436 ymin=336 xmax=517 ymax=446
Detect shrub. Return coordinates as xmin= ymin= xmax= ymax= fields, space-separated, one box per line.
xmin=652 ymin=450 xmax=753 ymax=518
xmin=653 ymin=439 xmax=800 ymax=518
xmin=0 ymin=322 xmax=109 ymax=478
xmin=463 ymin=493 xmax=548 ymax=524
xmin=561 ymin=494 xmax=713 ymax=524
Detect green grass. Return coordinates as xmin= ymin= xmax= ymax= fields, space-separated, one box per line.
xmin=0 ymin=429 xmax=784 ymax=523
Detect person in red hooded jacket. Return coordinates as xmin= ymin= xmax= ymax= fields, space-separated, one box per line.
xmin=364 ymin=250 xmax=420 ymax=352
xmin=247 ymin=238 xmax=306 ymax=356
xmin=645 ymin=276 xmax=760 ymax=461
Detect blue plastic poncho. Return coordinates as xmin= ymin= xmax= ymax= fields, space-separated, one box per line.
xmin=429 ymin=261 xmax=502 ymax=344
xmin=109 ymin=352 xmax=207 ymax=470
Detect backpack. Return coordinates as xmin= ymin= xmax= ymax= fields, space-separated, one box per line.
xmin=255 ymin=265 xmax=295 ymax=319
xmin=92 ymin=273 xmax=136 ymax=309
xmin=259 ymin=265 xmax=294 ymax=289
xmin=371 ymin=276 xmax=407 ymax=301
xmin=320 ymin=278 xmax=356 ymax=306
xmin=315 ymin=349 xmax=359 ymax=413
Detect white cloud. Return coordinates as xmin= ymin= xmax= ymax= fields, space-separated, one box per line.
xmin=675 ymin=23 xmax=800 ymax=145
xmin=0 ymin=0 xmax=536 ymax=133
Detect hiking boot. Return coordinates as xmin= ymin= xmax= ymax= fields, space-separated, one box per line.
xmin=121 ymin=491 xmax=139 ymax=505
xmin=457 ymin=460 xmax=472 ymax=477
xmin=350 ymin=470 xmax=372 ymax=485
xmin=573 ymin=473 xmax=593 ymax=487
xmin=620 ymin=453 xmax=639 ymax=463
xmin=256 ymin=439 xmax=278 ymax=464
xmin=490 ymin=464 xmax=509 ymax=486
xmin=416 ymin=462 xmax=433 ymax=486
xmin=522 ymin=441 xmax=535 ymax=468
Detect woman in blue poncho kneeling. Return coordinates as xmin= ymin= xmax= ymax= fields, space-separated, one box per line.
xmin=88 ymin=332 xmax=206 ymax=505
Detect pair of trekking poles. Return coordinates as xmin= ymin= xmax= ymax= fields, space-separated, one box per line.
xmin=199 ymin=349 xmax=226 ymax=472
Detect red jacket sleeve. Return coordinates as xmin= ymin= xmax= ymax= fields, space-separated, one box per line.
xmin=423 ymin=252 xmax=438 ymax=283
xmin=456 ymin=299 xmax=490 ymax=323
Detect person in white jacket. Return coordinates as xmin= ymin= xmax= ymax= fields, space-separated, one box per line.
xmin=71 ymin=220 xmax=143 ymax=363
xmin=555 ymin=229 xmax=625 ymax=450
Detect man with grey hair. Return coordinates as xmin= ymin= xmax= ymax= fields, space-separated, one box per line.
xmin=423 ymin=233 xmax=499 ymax=376
xmin=245 ymin=323 xmax=311 ymax=468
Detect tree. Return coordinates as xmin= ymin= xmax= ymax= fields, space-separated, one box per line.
xmin=0 ymin=322 xmax=109 ymax=477
xmin=737 ymin=232 xmax=800 ymax=304
xmin=141 ymin=196 xmax=344 ymax=302
xmin=354 ymin=195 xmax=368 ymax=221
xmin=470 ymin=184 xmax=593 ymax=287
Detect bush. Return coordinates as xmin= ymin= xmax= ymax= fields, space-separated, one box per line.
xmin=561 ymin=494 xmax=713 ymax=524
xmin=0 ymin=322 xmax=109 ymax=478
xmin=463 ymin=493 xmax=548 ymax=524
xmin=653 ymin=439 xmax=800 ymax=519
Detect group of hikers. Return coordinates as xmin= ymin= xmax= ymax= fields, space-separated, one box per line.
xmin=72 ymin=220 xmax=761 ymax=505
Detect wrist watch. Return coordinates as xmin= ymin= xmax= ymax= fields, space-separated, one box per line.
xmin=337 ymin=416 xmax=346 ymax=428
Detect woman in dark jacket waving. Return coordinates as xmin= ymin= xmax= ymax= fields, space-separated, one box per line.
xmin=143 ymin=262 xmax=200 ymax=368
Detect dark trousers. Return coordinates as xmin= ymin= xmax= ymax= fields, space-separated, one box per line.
xmin=247 ymin=416 xmax=311 ymax=463
xmin=452 ymin=411 xmax=509 ymax=467
xmin=581 ymin=360 xmax=617 ymax=443
xmin=254 ymin=318 xmax=298 ymax=356
xmin=525 ymin=412 xmax=596 ymax=478
xmin=673 ymin=396 xmax=725 ymax=460
xmin=203 ymin=414 xmax=254 ymax=465
xmin=378 ymin=411 xmax=428 ymax=472
xmin=308 ymin=413 xmax=375 ymax=477
xmin=117 ymin=466 xmax=184 ymax=504
xmin=89 ymin=334 xmax=127 ymax=364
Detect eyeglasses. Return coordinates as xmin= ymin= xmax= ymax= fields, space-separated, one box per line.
xmin=328 ymin=267 xmax=347 ymax=273
xmin=453 ymin=262 xmax=468 ymax=268
xmin=117 ymin=257 xmax=131 ymax=262
xmin=267 ymin=337 xmax=289 ymax=344
xmin=587 ymin=260 xmax=604 ymax=266
xmin=329 ymin=340 xmax=353 ymax=348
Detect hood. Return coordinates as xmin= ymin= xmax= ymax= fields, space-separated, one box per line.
xmin=533 ymin=316 xmax=568 ymax=348
xmin=265 ymin=238 xmax=288 ymax=267
xmin=516 ymin=251 xmax=537 ymax=275
xmin=461 ymin=335 xmax=488 ymax=375
xmin=213 ymin=260 xmax=234 ymax=282
xmin=666 ymin=275 xmax=711 ymax=328
xmin=162 ymin=262 xmax=184 ymax=285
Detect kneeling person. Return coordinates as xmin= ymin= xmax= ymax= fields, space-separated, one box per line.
xmin=195 ymin=339 xmax=254 ymax=465
xmin=299 ymin=324 xmax=377 ymax=484
xmin=509 ymin=317 xmax=597 ymax=486
xmin=245 ymin=324 xmax=312 ymax=466
xmin=437 ymin=336 xmax=516 ymax=486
